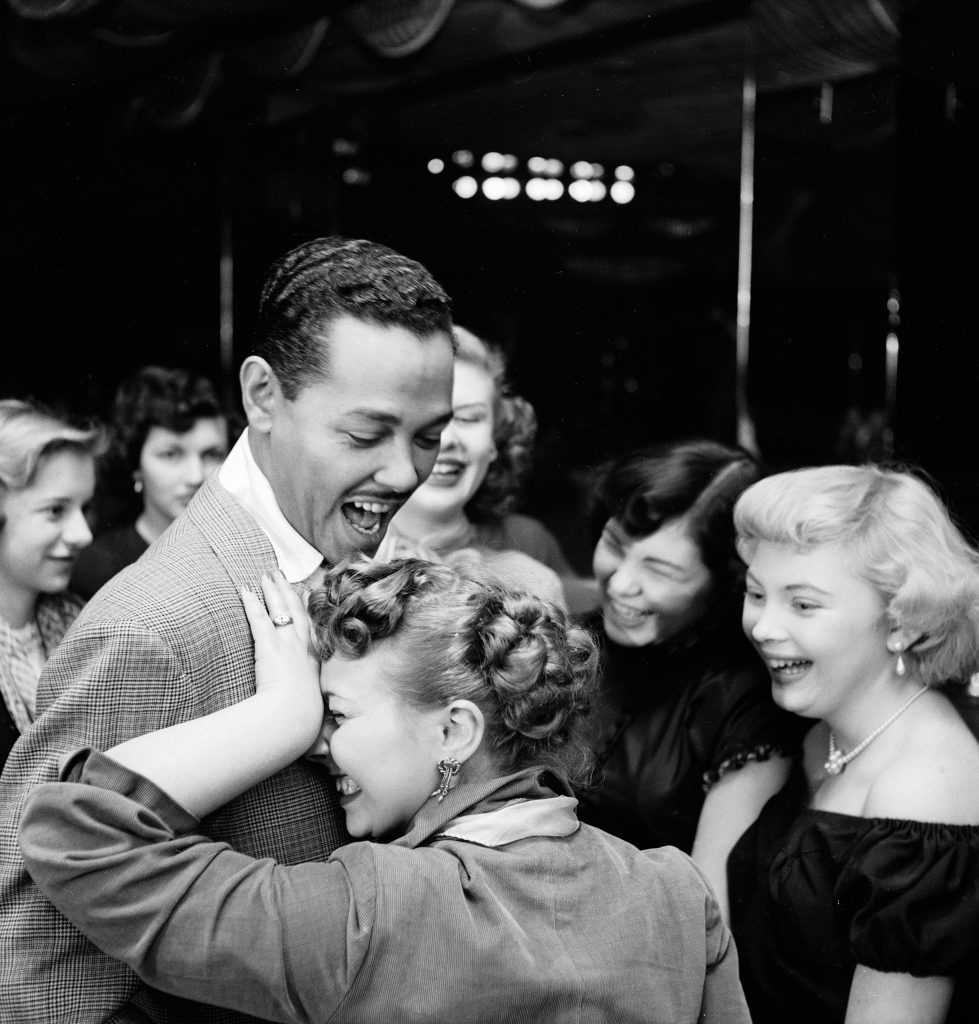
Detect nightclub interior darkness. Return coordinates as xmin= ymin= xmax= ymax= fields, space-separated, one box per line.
xmin=3 ymin=0 xmax=976 ymax=568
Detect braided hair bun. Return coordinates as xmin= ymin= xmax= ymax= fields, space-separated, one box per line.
xmin=462 ymin=589 xmax=596 ymax=780
xmin=308 ymin=556 xmax=599 ymax=784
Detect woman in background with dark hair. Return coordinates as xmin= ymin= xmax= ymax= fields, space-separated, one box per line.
xmin=576 ymin=439 xmax=806 ymax=917
xmin=70 ymin=366 xmax=231 ymax=600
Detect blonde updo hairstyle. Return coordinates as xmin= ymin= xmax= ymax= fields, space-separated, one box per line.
xmin=308 ymin=556 xmax=598 ymax=784
xmin=454 ymin=326 xmax=538 ymax=525
xmin=734 ymin=465 xmax=979 ymax=686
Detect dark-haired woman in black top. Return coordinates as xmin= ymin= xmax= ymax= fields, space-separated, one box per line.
xmin=70 ymin=366 xmax=231 ymax=599
xmin=575 ymin=440 xmax=807 ymax=918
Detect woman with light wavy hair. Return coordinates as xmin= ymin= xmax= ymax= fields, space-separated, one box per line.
xmin=0 ymin=399 xmax=104 ymax=767
xmin=729 ymin=464 xmax=979 ymax=1024
xmin=377 ymin=325 xmax=597 ymax=611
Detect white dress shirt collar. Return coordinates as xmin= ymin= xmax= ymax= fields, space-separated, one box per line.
xmin=218 ymin=429 xmax=323 ymax=583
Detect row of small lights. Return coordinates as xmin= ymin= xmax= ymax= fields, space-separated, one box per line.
xmin=428 ymin=151 xmax=636 ymax=204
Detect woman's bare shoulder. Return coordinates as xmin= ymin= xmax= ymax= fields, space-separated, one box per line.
xmin=864 ymin=706 xmax=979 ymax=825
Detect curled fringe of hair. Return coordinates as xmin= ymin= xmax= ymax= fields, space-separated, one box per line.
xmin=308 ymin=556 xmax=599 ymax=784
xmin=735 ymin=465 xmax=979 ymax=684
xmin=0 ymin=398 xmax=106 ymax=493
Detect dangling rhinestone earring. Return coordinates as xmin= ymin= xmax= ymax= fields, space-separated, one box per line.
xmin=894 ymin=640 xmax=906 ymax=677
xmin=431 ymin=757 xmax=461 ymax=802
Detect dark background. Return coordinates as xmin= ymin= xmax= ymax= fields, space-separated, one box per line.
xmin=3 ymin=0 xmax=976 ymax=570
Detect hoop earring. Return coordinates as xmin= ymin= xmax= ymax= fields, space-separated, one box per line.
xmin=431 ymin=757 xmax=461 ymax=802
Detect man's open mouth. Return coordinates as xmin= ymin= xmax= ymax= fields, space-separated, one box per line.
xmin=341 ymin=498 xmax=396 ymax=536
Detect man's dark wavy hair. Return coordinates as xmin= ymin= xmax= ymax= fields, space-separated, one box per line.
xmin=253 ymin=236 xmax=453 ymax=400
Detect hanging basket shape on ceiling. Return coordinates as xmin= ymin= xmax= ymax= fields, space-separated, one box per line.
xmin=754 ymin=0 xmax=914 ymax=84
xmin=508 ymin=0 xmax=568 ymax=9
xmin=234 ymin=16 xmax=331 ymax=79
xmin=8 ymin=0 xmax=101 ymax=17
xmin=344 ymin=0 xmax=458 ymax=58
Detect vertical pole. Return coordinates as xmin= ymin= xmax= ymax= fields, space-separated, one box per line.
xmin=218 ymin=142 xmax=235 ymax=414
xmin=735 ymin=61 xmax=758 ymax=455
xmin=883 ymin=283 xmax=900 ymax=458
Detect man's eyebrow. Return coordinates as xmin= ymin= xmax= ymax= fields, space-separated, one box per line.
xmin=344 ymin=409 xmax=399 ymax=424
xmin=345 ymin=409 xmax=452 ymax=429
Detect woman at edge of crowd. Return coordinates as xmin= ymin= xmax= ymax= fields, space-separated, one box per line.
xmin=575 ymin=439 xmax=809 ymax=918
xmin=70 ymin=365 xmax=231 ymax=601
xmin=377 ymin=325 xmax=598 ymax=612
xmin=729 ymin=464 xmax=979 ymax=1024
xmin=18 ymin=561 xmax=749 ymax=1023
xmin=0 ymin=399 xmax=104 ymax=769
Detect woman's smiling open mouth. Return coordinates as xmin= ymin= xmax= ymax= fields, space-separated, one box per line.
xmin=606 ymin=598 xmax=652 ymax=625
xmin=764 ymin=656 xmax=813 ymax=680
xmin=335 ymin=775 xmax=361 ymax=798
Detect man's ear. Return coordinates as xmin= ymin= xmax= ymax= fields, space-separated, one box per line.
xmin=240 ymin=356 xmax=279 ymax=434
xmin=438 ymin=700 xmax=485 ymax=765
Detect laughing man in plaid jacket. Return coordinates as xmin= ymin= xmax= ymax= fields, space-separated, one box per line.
xmin=0 ymin=236 xmax=456 ymax=1024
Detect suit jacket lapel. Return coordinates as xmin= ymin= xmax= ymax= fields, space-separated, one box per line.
xmin=182 ymin=476 xmax=280 ymax=589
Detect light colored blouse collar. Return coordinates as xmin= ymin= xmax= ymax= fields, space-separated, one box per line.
xmin=435 ymin=796 xmax=579 ymax=847
xmin=218 ymin=430 xmax=323 ymax=583
xmin=396 ymin=766 xmax=579 ymax=850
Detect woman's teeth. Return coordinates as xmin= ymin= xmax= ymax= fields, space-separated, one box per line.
xmin=336 ymin=776 xmax=361 ymax=796
xmin=768 ymin=658 xmax=811 ymax=676
xmin=608 ymin=599 xmax=651 ymax=624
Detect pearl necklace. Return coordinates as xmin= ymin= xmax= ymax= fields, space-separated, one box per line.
xmin=824 ymin=685 xmax=929 ymax=776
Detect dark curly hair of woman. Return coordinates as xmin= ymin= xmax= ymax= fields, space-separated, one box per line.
xmin=454 ymin=327 xmax=539 ymax=526
xmin=308 ymin=556 xmax=599 ymax=786
xmin=590 ymin=439 xmax=762 ymax=611
xmin=92 ymin=366 xmax=228 ymax=527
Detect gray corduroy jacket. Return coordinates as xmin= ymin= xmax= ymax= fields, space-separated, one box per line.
xmin=20 ymin=751 xmax=750 ymax=1024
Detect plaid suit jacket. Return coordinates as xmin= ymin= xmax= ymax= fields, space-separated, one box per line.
xmin=0 ymin=476 xmax=346 ymax=1024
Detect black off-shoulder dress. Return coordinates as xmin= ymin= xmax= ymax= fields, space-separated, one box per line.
xmin=729 ymin=762 xmax=979 ymax=1024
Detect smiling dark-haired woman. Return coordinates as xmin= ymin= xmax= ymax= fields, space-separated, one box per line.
xmin=70 ymin=366 xmax=231 ymax=601
xmin=574 ymin=439 xmax=807 ymax=918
